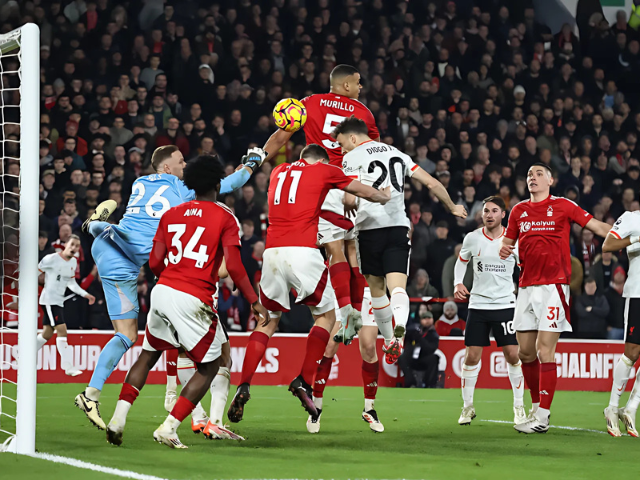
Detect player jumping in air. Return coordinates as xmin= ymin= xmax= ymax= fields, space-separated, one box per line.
xmin=105 ymin=155 xmax=268 ymax=448
xmin=227 ymin=144 xmax=390 ymax=423
xmin=454 ymin=196 xmax=526 ymax=427
xmin=37 ymin=235 xmax=95 ymax=376
xmin=263 ymin=64 xmax=379 ymax=345
xmin=75 ymin=145 xmax=262 ymax=430
xmin=500 ymin=163 xmax=610 ymax=433
xmin=602 ymin=211 xmax=640 ymax=437
xmin=302 ymin=117 xmax=466 ymax=433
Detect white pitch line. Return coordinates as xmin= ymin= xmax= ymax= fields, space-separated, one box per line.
xmin=481 ymin=419 xmax=608 ymax=435
xmin=29 ymin=452 xmax=169 ymax=480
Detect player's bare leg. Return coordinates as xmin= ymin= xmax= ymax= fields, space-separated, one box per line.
xmin=228 ymin=315 xmax=280 ymax=423
xmin=359 ymin=325 xmax=384 ymax=432
xmin=607 ymin=343 xmax=640 ymax=437
xmin=308 ymin=326 xmax=340 ymax=433
xmin=154 ymin=357 xmax=222 ymax=449
xmin=502 ymin=344 xmax=526 ymax=425
xmin=459 ymin=346 xmax=481 ymax=425
xmin=326 ymin=239 xmax=361 ymax=344
xmin=291 ymin=309 xmax=337 ymax=416
xmin=76 ymin=316 xmax=138 ymax=430
xmin=204 ymin=342 xmax=245 ymax=440
xmin=107 ymin=349 xmax=163 ymax=445
xmin=176 ymin=354 xmax=210 ymax=433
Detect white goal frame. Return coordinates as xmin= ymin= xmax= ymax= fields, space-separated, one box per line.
xmin=4 ymin=22 xmax=40 ymax=455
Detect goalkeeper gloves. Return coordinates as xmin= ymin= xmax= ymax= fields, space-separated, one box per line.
xmin=241 ymin=147 xmax=267 ymax=172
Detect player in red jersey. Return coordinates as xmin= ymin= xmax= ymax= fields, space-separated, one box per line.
xmin=263 ymin=64 xmax=377 ymax=343
xmin=227 ymin=144 xmax=390 ymax=423
xmin=105 ymin=156 xmax=268 ymax=448
xmin=499 ymin=163 xmax=610 ymax=433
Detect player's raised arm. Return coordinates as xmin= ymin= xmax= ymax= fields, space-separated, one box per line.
xmin=411 ymin=167 xmax=467 ymax=218
xmin=263 ymin=128 xmax=294 ymax=164
xmin=343 ymin=180 xmax=391 ymax=205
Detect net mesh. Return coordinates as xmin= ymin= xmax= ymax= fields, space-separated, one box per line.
xmin=0 ymin=28 xmax=23 ymax=450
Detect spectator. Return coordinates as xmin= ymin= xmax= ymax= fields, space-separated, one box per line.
xmin=426 ymin=221 xmax=456 ymax=293
xmin=407 ymin=268 xmax=440 ymax=301
xmin=435 ymin=301 xmax=466 ymax=336
xmin=398 ymin=309 xmax=440 ymax=388
xmin=592 ymin=252 xmax=620 ymax=293
xmin=155 ymin=117 xmax=190 ymax=157
xmin=575 ymin=277 xmax=610 ymax=339
xmin=605 ymin=267 xmax=627 ymax=340
xmin=38 ymin=230 xmax=55 ymax=262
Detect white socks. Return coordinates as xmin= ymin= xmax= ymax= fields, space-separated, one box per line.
xmin=610 ymin=355 xmax=634 ymax=408
xmin=461 ymin=362 xmax=481 ymax=408
xmin=166 ymin=375 xmax=177 ymax=393
xmin=86 ymin=386 xmax=101 ymax=401
xmin=56 ymin=337 xmax=74 ymax=370
xmin=390 ymin=288 xmax=409 ymax=331
xmin=112 ymin=399 xmax=133 ymax=425
xmin=209 ymin=367 xmax=230 ymax=426
xmin=313 ymin=396 xmax=323 ymax=410
xmin=177 ymin=356 xmax=207 ymax=422
xmin=364 ymin=398 xmax=375 ymax=412
xmin=508 ymin=361 xmax=524 ymax=407
xmin=371 ymin=295 xmax=394 ymax=342
xmin=626 ymin=364 xmax=640 ymax=412
xmin=36 ymin=334 xmax=47 ymax=350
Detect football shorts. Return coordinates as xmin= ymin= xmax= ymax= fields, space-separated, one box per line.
xmin=356 ymin=226 xmax=411 ymax=277
xmin=513 ymin=284 xmax=572 ymax=333
xmin=259 ymin=247 xmax=335 ymax=316
xmin=317 ymin=217 xmax=356 ymax=245
xmin=43 ymin=304 xmax=65 ymax=327
xmin=91 ymin=230 xmax=141 ymax=320
xmin=143 ymin=284 xmax=227 ymax=363
xmin=465 ymin=308 xmax=517 ymax=347
xmin=334 ymin=287 xmax=376 ymax=327
xmin=624 ymin=298 xmax=640 ymax=345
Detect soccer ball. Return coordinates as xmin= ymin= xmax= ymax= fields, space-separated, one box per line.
xmin=273 ymin=98 xmax=307 ymax=132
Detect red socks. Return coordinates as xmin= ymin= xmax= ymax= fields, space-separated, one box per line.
xmin=350 ymin=267 xmax=367 ymax=311
xmin=329 ymin=262 xmax=351 ymax=309
xmin=240 ymin=331 xmax=270 ymax=385
xmin=166 ymin=349 xmax=178 ymax=377
xmin=313 ymin=356 xmax=333 ymax=398
xmin=119 ymin=382 xmax=140 ymax=405
xmin=301 ymin=326 xmax=330 ymax=385
xmin=362 ymin=360 xmax=379 ymax=400
xmin=170 ymin=396 xmax=196 ymax=422
xmin=521 ymin=358 xmax=540 ymax=404
xmin=539 ymin=362 xmax=557 ymax=410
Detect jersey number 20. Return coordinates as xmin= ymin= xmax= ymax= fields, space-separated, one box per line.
xmin=369 ymin=157 xmax=405 ymax=192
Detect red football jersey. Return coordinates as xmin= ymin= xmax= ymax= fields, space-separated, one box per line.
xmin=300 ymin=93 xmax=379 ymax=166
xmin=266 ymin=160 xmax=353 ymax=249
xmin=505 ymin=195 xmax=593 ymax=287
xmin=152 ymin=200 xmax=242 ymax=308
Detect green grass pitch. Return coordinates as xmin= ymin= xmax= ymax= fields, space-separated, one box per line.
xmin=0 ymin=384 xmax=638 ymax=479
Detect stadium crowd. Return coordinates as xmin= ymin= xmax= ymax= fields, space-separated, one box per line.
xmin=2 ymin=0 xmax=640 ymax=341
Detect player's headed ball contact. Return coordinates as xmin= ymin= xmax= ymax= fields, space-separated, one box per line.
xmin=273 ymin=98 xmax=307 ymax=133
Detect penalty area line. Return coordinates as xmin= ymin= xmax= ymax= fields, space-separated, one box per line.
xmin=29 ymin=452 xmax=169 ymax=480
xmin=481 ymin=419 xmax=608 ymax=435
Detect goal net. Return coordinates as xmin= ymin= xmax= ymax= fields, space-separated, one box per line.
xmin=0 ymin=23 xmax=40 ymax=455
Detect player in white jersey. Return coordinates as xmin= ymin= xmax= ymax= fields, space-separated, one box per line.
xmin=602 ymin=211 xmax=640 ymax=437
xmin=37 ymin=235 xmax=95 ymax=376
xmin=453 ymin=197 xmax=526 ymax=426
xmin=305 ymin=118 xmax=465 ymax=433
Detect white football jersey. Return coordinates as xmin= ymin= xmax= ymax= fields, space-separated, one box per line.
xmin=609 ymin=211 xmax=640 ymax=298
xmin=38 ymin=252 xmax=87 ymax=306
xmin=456 ymin=227 xmax=517 ymax=309
xmin=342 ymin=141 xmax=417 ymax=230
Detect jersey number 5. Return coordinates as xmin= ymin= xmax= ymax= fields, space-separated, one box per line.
xmin=167 ymin=224 xmax=209 ymax=268
xmin=274 ymin=170 xmax=303 ymax=205
xmin=369 ymin=157 xmax=405 ymax=192
xmin=321 ymin=113 xmax=347 ymax=150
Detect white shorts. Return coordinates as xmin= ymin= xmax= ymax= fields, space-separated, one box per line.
xmin=318 ymin=190 xmax=355 ymax=245
xmin=259 ymin=247 xmax=335 ymax=316
xmin=513 ymin=284 xmax=572 ymax=333
xmin=143 ymin=284 xmax=227 ymax=363
xmin=335 ymin=287 xmax=376 ymax=327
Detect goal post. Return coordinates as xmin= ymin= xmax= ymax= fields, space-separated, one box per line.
xmin=1 ymin=23 xmax=40 ymax=455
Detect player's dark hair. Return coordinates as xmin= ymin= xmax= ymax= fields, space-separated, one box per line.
xmin=300 ymin=144 xmax=330 ymax=162
xmin=529 ymin=162 xmax=553 ymax=176
xmin=331 ymin=117 xmax=369 ymax=139
xmin=330 ymin=64 xmax=359 ymax=84
xmin=183 ymin=155 xmax=225 ymax=196
xmin=483 ymin=196 xmax=506 ymax=211
xmin=151 ymin=145 xmax=179 ymax=171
